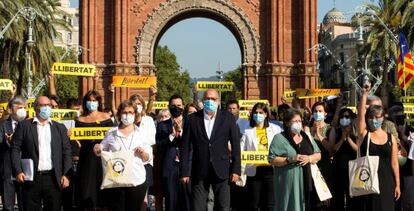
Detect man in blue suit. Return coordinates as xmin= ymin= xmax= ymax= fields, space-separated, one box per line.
xmin=180 ymin=89 xmax=241 ymax=211
xmin=156 ymin=94 xmax=190 ymax=211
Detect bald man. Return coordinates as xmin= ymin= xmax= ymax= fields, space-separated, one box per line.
xmin=180 ymin=89 xmax=241 ymax=211
xmin=11 ymin=96 xmax=72 ymax=211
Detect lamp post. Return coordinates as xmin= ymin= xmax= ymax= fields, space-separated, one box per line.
xmin=0 ymin=7 xmax=43 ymax=99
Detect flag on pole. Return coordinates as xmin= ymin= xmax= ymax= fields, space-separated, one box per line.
xmin=397 ymin=32 xmax=414 ymax=89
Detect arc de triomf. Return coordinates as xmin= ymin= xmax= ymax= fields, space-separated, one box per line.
xmin=80 ymin=0 xmax=318 ymax=106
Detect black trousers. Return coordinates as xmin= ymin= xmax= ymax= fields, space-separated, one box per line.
xmin=105 ymin=183 xmax=147 ymax=211
xmin=245 ymin=166 xmax=274 ymax=211
xmin=230 ymin=183 xmax=247 ymax=211
xmin=22 ymin=172 xmax=62 ymax=211
xmin=191 ymin=164 xmax=230 ymax=211
xmin=0 ymin=179 xmax=23 ymax=211
xmin=163 ymin=162 xmax=191 ymax=211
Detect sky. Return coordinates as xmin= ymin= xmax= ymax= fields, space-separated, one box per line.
xmin=70 ymin=0 xmax=367 ymax=78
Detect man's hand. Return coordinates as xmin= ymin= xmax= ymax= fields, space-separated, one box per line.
xmin=5 ymin=133 xmax=13 ymax=142
xmin=16 ymin=173 xmax=25 ymax=183
xmin=363 ymin=82 xmax=371 ymax=94
xmin=61 ymin=176 xmax=70 ymax=189
xmin=108 ymin=84 xmax=115 ymax=93
xmin=231 ymin=174 xmax=240 ymax=183
xmin=181 ymin=176 xmax=190 ymax=184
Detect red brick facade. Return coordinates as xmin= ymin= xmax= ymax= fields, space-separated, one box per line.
xmin=80 ymin=0 xmax=318 ymax=107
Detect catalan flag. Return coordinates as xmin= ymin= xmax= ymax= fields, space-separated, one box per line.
xmin=397 ymin=32 xmax=414 ymax=89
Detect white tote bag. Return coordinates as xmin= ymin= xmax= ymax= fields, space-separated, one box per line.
xmin=305 ymin=132 xmax=332 ymax=201
xmin=348 ymin=133 xmax=380 ymax=197
xmin=100 ymin=150 xmax=138 ymax=189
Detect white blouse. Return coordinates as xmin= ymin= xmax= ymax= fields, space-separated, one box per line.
xmin=101 ymin=125 xmax=153 ymax=186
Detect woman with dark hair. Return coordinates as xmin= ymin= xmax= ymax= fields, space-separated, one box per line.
xmin=240 ymin=103 xmax=282 ymax=211
xmin=356 ymin=84 xmax=400 ymax=211
xmin=310 ymin=101 xmax=333 ymax=209
xmin=268 ymin=108 xmax=321 ymax=211
xmin=76 ymin=90 xmax=114 ymax=210
xmin=93 ymin=100 xmax=152 ymax=211
xmin=329 ymin=107 xmax=358 ymax=211
xmin=184 ymin=102 xmax=200 ymax=116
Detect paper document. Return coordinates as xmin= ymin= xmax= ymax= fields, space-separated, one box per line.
xmin=21 ymin=159 xmax=34 ymax=181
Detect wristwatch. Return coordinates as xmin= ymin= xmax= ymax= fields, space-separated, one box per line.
xmin=287 ymin=156 xmax=294 ymax=164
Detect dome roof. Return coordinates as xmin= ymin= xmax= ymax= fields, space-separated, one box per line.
xmin=323 ymin=8 xmax=348 ymax=25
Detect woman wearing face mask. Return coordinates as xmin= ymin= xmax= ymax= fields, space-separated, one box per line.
xmin=240 ymin=103 xmax=282 ymax=211
xmin=76 ymin=90 xmax=113 ymax=210
xmin=310 ymin=101 xmax=333 ymax=209
xmin=93 ymin=100 xmax=151 ymax=211
xmin=356 ymin=84 xmax=400 ymax=211
xmin=268 ymin=109 xmax=321 ymax=211
xmin=128 ymin=94 xmax=156 ymax=211
xmin=329 ymin=107 xmax=358 ymax=211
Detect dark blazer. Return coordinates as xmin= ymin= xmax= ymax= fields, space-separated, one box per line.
xmin=180 ymin=109 xmax=241 ymax=181
xmin=0 ymin=118 xmax=14 ymax=180
xmin=156 ymin=118 xmax=182 ymax=178
xmin=10 ymin=118 xmax=72 ymax=189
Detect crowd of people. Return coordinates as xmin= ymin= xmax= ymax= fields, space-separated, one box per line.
xmin=0 ymin=80 xmax=413 ymax=211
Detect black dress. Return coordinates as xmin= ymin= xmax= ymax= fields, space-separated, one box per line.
xmin=75 ymin=118 xmax=113 ymax=209
xmin=358 ymin=133 xmax=395 ymax=211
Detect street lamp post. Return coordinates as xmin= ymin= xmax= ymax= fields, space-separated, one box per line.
xmin=0 ymin=7 xmax=43 ymax=99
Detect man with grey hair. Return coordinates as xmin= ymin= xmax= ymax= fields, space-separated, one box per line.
xmin=180 ymin=89 xmax=241 ymax=211
xmin=0 ymin=95 xmax=27 ymax=211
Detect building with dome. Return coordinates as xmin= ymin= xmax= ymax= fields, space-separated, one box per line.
xmin=318 ymin=7 xmax=360 ymax=105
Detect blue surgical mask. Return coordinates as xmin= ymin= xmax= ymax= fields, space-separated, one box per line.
xmin=38 ymin=106 xmax=52 ymax=120
xmin=203 ymin=100 xmax=218 ymax=113
xmin=313 ymin=112 xmax=325 ymax=121
xmin=368 ymin=119 xmax=383 ymax=131
xmin=86 ymin=101 xmax=99 ymax=111
xmin=253 ymin=113 xmax=265 ymax=124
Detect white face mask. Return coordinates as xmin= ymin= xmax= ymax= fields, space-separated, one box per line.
xmin=136 ymin=105 xmax=143 ymax=113
xmin=290 ymin=122 xmax=302 ymax=134
xmin=339 ymin=118 xmax=351 ymax=126
xmin=121 ymin=114 xmax=135 ymax=126
xmin=15 ymin=108 xmax=27 ymax=121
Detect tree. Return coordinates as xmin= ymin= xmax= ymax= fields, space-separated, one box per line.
xmin=221 ymin=66 xmax=242 ymax=104
xmin=356 ymin=0 xmax=407 ymax=107
xmin=154 ymin=46 xmax=191 ymax=103
xmin=0 ymin=0 xmax=70 ymax=99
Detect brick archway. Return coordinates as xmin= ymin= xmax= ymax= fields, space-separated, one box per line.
xmin=80 ymin=0 xmax=319 ymax=107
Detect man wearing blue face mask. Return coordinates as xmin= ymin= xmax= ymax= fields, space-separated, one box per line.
xmin=10 ymin=96 xmax=72 ymax=211
xmin=180 ymin=89 xmax=241 ymax=211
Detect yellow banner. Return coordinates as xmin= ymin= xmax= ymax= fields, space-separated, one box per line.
xmin=296 ymin=89 xmax=340 ymax=99
xmin=26 ymin=98 xmax=35 ymax=109
xmin=70 ymin=127 xmax=112 ymax=140
xmin=239 ymin=110 xmax=250 ymax=119
xmin=0 ymin=103 xmax=8 ymax=111
xmin=195 ymin=81 xmax=234 ymax=91
xmin=0 ymin=79 xmax=13 ymax=91
xmin=238 ymin=100 xmax=269 ymax=108
xmin=27 ymin=109 xmax=78 ymax=121
xmin=404 ymin=105 xmax=414 ymax=114
xmin=401 ymin=96 xmax=414 ymax=105
xmin=241 ymin=151 xmax=270 ymax=165
xmin=52 ymin=63 xmax=96 ymax=76
xmin=112 ymin=76 xmax=157 ymax=88
xmin=144 ymin=101 xmax=168 ymax=110
xmin=283 ymin=91 xmax=296 ymax=100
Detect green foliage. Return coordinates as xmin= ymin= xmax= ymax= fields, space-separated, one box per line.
xmin=0 ymin=0 xmax=70 ymax=99
xmin=52 ymin=47 xmax=79 ymax=104
xmin=154 ymin=46 xmax=191 ymax=104
xmin=221 ymin=66 xmax=242 ymax=103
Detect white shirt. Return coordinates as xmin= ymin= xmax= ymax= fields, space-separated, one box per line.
xmin=33 ymin=117 xmax=53 ymax=171
xmin=204 ymin=111 xmax=217 ymax=139
xmin=11 ymin=118 xmax=18 ymax=131
xmin=408 ymin=140 xmax=414 ymax=160
xmin=101 ymin=126 xmax=153 ymax=186
xmin=137 ymin=115 xmax=156 ymax=165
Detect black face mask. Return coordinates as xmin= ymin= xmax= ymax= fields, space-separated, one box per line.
xmin=169 ymin=106 xmax=183 ymax=118
xmin=395 ymin=115 xmax=405 ymax=126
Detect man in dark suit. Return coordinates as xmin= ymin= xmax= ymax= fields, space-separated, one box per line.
xmin=156 ymin=94 xmax=190 ymax=211
xmin=0 ymin=96 xmax=27 ymax=211
xmin=180 ymin=89 xmax=241 ymax=211
xmin=11 ymin=96 xmax=72 ymax=211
